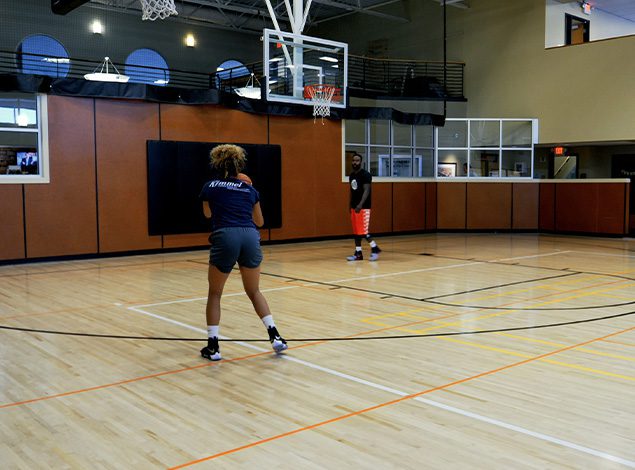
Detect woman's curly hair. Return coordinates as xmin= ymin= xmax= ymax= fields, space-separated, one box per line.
xmin=210 ymin=144 xmax=247 ymax=178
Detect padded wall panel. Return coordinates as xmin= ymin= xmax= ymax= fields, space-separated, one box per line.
xmin=597 ymin=183 xmax=628 ymax=234
xmin=0 ymin=185 xmax=25 ymax=261
xmin=393 ymin=183 xmax=426 ymax=231
xmin=268 ymin=117 xmax=348 ymax=240
xmin=556 ymin=183 xmax=627 ymax=234
xmin=95 ymin=100 xmax=162 ymax=253
xmin=159 ymin=104 xmax=268 ymax=247
xmin=555 ymin=183 xmax=598 ymax=233
xmin=425 ymin=183 xmax=437 ymax=230
xmin=467 ymin=183 xmax=512 ymax=229
xmin=371 ymin=183 xmax=392 ymax=234
xmin=25 ymin=96 xmax=97 ymax=258
xmin=539 ymin=183 xmax=555 ymax=230
xmin=512 ymin=183 xmax=539 ymax=230
xmin=437 ymin=183 xmax=466 ymax=229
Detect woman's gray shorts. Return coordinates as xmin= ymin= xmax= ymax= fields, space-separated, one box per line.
xmin=209 ymin=227 xmax=263 ymax=273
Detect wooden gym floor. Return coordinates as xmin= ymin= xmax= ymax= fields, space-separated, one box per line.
xmin=1 ymin=233 xmax=634 ymax=469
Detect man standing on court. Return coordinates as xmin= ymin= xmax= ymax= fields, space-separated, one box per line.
xmin=347 ymin=152 xmax=381 ymax=261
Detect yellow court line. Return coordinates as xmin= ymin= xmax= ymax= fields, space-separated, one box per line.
xmin=449 ymin=273 xmax=633 ymax=305
xmin=464 ymin=277 xmax=633 ymax=306
xmin=169 ymin=324 xmax=635 ymax=468
xmin=497 ymin=333 xmax=635 ymax=362
xmin=410 ymin=281 xmax=635 ymax=334
xmin=440 ymin=337 xmax=635 ymax=382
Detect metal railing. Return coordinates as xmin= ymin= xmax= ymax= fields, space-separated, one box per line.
xmin=2 ymin=50 xmax=465 ymax=101
xmin=0 ymin=50 xmax=210 ymax=89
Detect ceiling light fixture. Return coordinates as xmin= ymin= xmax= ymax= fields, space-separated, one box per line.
xmin=185 ymin=34 xmax=196 ymax=47
xmin=84 ymin=57 xmax=129 ymax=83
xmin=91 ymin=20 xmax=103 ymax=34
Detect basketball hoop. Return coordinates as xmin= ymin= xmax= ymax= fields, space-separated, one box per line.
xmin=139 ymin=0 xmax=178 ymax=21
xmin=305 ymin=84 xmax=337 ymax=124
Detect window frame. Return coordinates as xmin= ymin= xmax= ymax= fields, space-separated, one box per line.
xmin=0 ymin=94 xmax=50 ymax=184
xmin=343 ymin=117 xmax=538 ymax=181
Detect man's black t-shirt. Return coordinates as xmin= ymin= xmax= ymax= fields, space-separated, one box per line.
xmin=349 ymin=169 xmax=372 ymax=209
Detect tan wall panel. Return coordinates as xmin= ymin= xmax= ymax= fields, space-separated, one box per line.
xmin=437 ymin=183 xmax=466 ymax=229
xmin=467 ymin=183 xmax=512 ymax=229
xmin=393 ymin=183 xmax=426 ymax=231
xmin=512 ymin=184 xmax=539 ymax=230
xmin=268 ymin=117 xmax=348 ymax=240
xmin=426 ymin=183 xmax=437 ymax=230
xmin=539 ymin=183 xmax=555 ymax=230
xmin=25 ymin=96 xmax=97 ymax=258
xmin=159 ymin=104 xmax=267 ymax=143
xmin=0 ymin=185 xmax=25 ymax=261
xmin=95 ymin=100 xmax=162 ymax=253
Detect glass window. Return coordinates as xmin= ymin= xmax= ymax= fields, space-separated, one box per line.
xmin=369 ymin=147 xmax=389 ymax=177
xmin=344 ymin=118 xmax=536 ymax=180
xmin=216 ymin=59 xmax=250 ymax=80
xmin=0 ymin=94 xmax=38 ymax=128
xmin=437 ymin=150 xmax=466 ymax=177
xmin=502 ymin=121 xmax=533 ymax=147
xmin=392 ymin=122 xmax=411 ymax=147
xmin=415 ymin=148 xmax=435 ymax=177
xmin=437 ymin=120 xmax=467 ymax=147
xmin=0 ymin=93 xmax=49 ymax=184
xmin=125 ymin=49 xmax=170 ymax=86
xmin=369 ymin=120 xmax=389 ymax=145
xmin=345 ymin=120 xmax=366 ymax=144
xmin=470 ymin=150 xmax=500 ymax=177
xmin=502 ymin=150 xmax=532 ymax=177
xmin=17 ymin=35 xmax=70 ymax=78
xmin=470 ymin=120 xmax=499 ymax=147
xmin=415 ymin=125 xmax=434 ymax=148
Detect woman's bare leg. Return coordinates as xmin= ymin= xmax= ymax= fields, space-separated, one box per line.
xmin=239 ymin=265 xmax=271 ymax=319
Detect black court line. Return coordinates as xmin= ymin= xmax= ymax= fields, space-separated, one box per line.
xmin=258 ymin=270 xmax=635 ymax=311
xmin=1 ymin=310 xmax=634 ymax=342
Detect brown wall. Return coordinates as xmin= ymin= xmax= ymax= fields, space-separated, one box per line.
xmin=0 ymin=95 xmax=630 ymax=263
xmin=0 ymin=185 xmax=24 ymax=260
xmin=25 ymin=96 xmax=98 ymax=258
xmin=467 ymin=183 xmax=511 ymax=230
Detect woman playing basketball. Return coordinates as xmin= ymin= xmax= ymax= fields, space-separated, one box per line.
xmin=198 ymin=144 xmax=287 ymax=361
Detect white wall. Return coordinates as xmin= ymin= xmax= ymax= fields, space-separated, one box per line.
xmin=545 ymin=0 xmax=635 ymax=48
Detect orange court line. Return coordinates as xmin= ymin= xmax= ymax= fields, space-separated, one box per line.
xmin=0 ymin=349 xmax=272 ymax=409
xmin=2 ymin=267 xmax=630 ymax=410
xmin=168 ymin=324 xmax=635 ymax=469
xmin=0 ymin=311 xmax=463 ymax=410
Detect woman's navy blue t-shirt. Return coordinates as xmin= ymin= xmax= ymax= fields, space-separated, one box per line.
xmin=199 ymin=178 xmax=260 ymax=231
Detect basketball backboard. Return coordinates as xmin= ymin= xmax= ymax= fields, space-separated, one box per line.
xmin=263 ymin=29 xmax=347 ymax=108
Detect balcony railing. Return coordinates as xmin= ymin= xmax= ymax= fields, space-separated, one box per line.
xmin=1 ymin=50 xmax=465 ymax=102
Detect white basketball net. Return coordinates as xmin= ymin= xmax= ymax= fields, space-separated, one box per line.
xmin=307 ymin=85 xmax=336 ymax=124
xmin=140 ymin=0 xmax=178 ymax=21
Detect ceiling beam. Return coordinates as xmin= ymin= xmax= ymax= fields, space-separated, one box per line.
xmin=311 ymin=0 xmax=408 ymax=22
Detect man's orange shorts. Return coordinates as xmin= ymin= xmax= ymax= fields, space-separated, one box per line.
xmin=350 ymin=208 xmax=371 ymax=236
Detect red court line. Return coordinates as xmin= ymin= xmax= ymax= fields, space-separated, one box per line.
xmin=168 ymin=324 xmax=635 ymax=469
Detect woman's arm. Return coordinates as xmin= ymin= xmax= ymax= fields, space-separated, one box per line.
xmin=252 ymin=201 xmax=264 ymax=227
xmin=202 ymin=201 xmax=212 ymax=219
